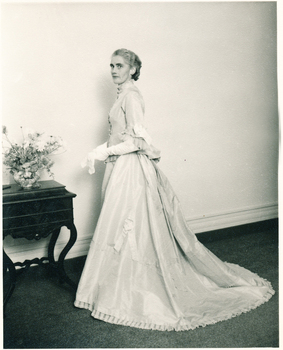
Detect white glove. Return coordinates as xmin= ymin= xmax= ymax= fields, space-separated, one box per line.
xmin=81 ymin=140 xmax=139 ymax=174
xmin=107 ymin=139 xmax=139 ymax=156
xmin=81 ymin=142 xmax=108 ymax=174
xmin=81 ymin=154 xmax=96 ymax=174
xmin=93 ymin=140 xmax=138 ymax=160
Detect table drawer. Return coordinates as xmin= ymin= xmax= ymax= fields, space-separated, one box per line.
xmin=3 ymin=197 xmax=73 ymax=218
xmin=3 ymin=209 xmax=73 ymax=230
xmin=3 ymin=222 xmax=67 ymax=239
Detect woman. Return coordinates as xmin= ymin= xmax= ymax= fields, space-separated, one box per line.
xmin=75 ymin=49 xmax=274 ymax=331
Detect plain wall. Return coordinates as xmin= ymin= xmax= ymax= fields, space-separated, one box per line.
xmin=2 ymin=2 xmax=278 ymax=259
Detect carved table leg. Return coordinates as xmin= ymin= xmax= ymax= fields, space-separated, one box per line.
xmin=3 ymin=249 xmax=16 ymax=312
xmin=48 ymin=223 xmax=77 ymax=289
xmin=48 ymin=227 xmax=61 ymax=265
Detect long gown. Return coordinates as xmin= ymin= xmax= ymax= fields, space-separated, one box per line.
xmin=74 ymin=80 xmax=274 ymax=331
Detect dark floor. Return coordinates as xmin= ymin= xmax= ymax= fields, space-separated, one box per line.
xmin=3 ymin=219 xmax=279 ymax=348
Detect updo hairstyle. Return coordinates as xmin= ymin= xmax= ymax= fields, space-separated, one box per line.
xmin=112 ymin=48 xmax=142 ymax=81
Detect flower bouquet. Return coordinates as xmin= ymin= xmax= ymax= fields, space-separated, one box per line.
xmin=2 ymin=126 xmax=65 ymax=190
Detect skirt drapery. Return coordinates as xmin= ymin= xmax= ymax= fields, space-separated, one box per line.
xmin=74 ymin=153 xmax=274 ymax=331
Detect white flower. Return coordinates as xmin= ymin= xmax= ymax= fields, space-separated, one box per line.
xmin=22 ymin=162 xmax=31 ymax=168
xmin=23 ymin=140 xmax=31 ymax=148
xmin=36 ymin=141 xmax=46 ymax=151
xmin=24 ymin=127 xmax=36 ymax=137
xmin=55 ymin=136 xmax=64 ymax=146
xmin=2 ymin=126 xmax=65 ymax=180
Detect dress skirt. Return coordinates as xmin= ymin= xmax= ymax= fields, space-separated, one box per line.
xmin=74 ymin=153 xmax=274 ymax=331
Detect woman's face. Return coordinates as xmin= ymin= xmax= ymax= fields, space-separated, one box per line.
xmin=110 ymin=55 xmax=134 ymax=85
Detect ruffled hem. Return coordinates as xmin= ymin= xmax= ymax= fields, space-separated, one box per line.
xmin=74 ymin=284 xmax=275 ymax=332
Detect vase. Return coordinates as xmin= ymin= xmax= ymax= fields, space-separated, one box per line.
xmin=12 ymin=169 xmax=41 ymax=190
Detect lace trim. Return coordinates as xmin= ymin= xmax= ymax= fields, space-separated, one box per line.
xmin=74 ymin=283 xmax=275 ymax=332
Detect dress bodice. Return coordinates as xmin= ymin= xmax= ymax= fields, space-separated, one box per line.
xmin=107 ymin=80 xmax=160 ymax=161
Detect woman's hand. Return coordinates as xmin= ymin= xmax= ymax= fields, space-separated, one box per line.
xmin=81 ymin=140 xmax=140 ymax=174
xmin=93 ymin=143 xmax=109 ymax=161
xmin=81 ymin=142 xmax=108 ymax=174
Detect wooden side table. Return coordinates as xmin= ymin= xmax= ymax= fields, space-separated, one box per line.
xmin=3 ymin=180 xmax=78 ymax=309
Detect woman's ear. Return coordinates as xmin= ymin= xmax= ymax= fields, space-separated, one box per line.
xmin=130 ymin=67 xmax=136 ymax=76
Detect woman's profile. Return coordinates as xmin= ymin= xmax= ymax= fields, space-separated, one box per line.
xmin=74 ymin=48 xmax=274 ymax=331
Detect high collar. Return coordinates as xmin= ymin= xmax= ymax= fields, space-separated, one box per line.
xmin=117 ymin=79 xmax=134 ymax=97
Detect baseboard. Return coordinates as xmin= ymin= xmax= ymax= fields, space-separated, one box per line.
xmin=4 ymin=233 xmax=93 ymax=264
xmin=188 ymin=203 xmax=278 ymax=233
xmin=5 ymin=203 xmax=278 ymax=263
